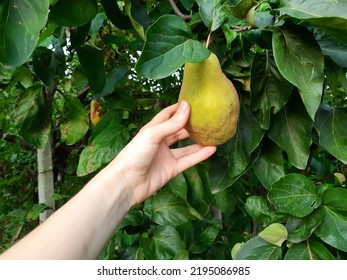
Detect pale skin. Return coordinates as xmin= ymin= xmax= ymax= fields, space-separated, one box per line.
xmin=0 ymin=101 xmax=216 ymax=259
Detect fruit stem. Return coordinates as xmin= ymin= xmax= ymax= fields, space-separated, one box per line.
xmin=205 ymin=32 xmax=212 ymax=49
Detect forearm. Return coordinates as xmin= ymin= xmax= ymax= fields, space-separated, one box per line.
xmin=0 ymin=166 xmax=133 ymax=259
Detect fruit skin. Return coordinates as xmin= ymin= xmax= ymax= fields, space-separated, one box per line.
xmin=226 ymin=0 xmax=255 ymax=19
xmin=178 ymin=53 xmax=240 ymax=146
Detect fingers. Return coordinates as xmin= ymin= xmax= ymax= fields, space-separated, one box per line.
xmin=175 ymin=145 xmax=217 ymax=174
xmin=143 ymin=103 xmax=178 ymax=129
xmin=144 ymin=101 xmax=190 ymax=143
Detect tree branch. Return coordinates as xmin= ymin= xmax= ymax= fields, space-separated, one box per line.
xmin=168 ymin=0 xmax=192 ymax=22
xmin=0 ymin=130 xmax=33 ymax=150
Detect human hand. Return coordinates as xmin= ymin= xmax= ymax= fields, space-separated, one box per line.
xmin=108 ymin=101 xmax=216 ymax=206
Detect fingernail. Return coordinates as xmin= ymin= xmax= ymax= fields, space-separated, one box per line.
xmin=177 ymin=101 xmax=189 ymax=114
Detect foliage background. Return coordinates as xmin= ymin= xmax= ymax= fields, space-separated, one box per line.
xmin=1 ymin=0 xmax=347 ymax=259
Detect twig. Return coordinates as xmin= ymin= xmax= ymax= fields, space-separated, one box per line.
xmin=12 ymin=225 xmax=24 ymax=242
xmin=205 ymin=32 xmax=212 ymax=48
xmin=231 ymin=25 xmax=252 ymax=32
xmin=168 ymin=0 xmax=192 ymax=22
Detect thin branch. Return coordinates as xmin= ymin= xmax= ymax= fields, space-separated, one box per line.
xmin=230 ymin=25 xmax=252 ymax=32
xmin=0 ymin=130 xmax=33 ymax=150
xmin=168 ymin=0 xmax=192 ymax=22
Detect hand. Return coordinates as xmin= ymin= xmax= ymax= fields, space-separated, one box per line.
xmin=108 ymin=101 xmax=216 ymax=205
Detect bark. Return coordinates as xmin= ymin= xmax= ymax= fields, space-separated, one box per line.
xmin=37 ymin=138 xmax=55 ymax=222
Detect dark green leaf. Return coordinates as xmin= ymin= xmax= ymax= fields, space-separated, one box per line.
xmin=322 ymin=188 xmax=347 ymax=216
xmin=174 ymin=249 xmax=189 ymax=260
xmin=245 ymin=196 xmax=286 ymax=224
xmin=77 ymin=45 xmax=106 ymax=94
xmin=33 ymin=46 xmax=65 ymax=87
xmin=0 ymin=0 xmax=49 ymax=68
xmin=70 ymin=23 xmax=91 ymax=49
xmin=278 ymin=0 xmax=347 ymax=32
xmin=284 ymin=240 xmax=335 ymax=260
xmin=125 ymin=0 xmax=150 ymax=40
xmin=60 ymin=97 xmax=89 ymax=145
xmin=209 ymin=154 xmax=238 ymax=194
xmin=314 ymin=29 xmax=347 ymax=68
xmin=315 ymin=187 xmax=347 ymax=252
xmin=135 ymin=15 xmax=210 ymax=79
xmin=145 ymin=189 xmax=194 ymax=226
xmin=188 ymin=220 xmax=220 ymax=254
xmin=268 ymin=94 xmax=313 ymax=170
xmin=287 ymin=209 xmax=324 ymax=243
xmin=268 ymin=173 xmax=321 ymax=218
xmin=272 ymin=24 xmax=324 ymax=119
xmin=77 ymin=121 xmax=129 ymax=176
xmin=315 ymin=105 xmax=347 ymax=164
xmin=118 ymin=209 xmax=144 ymax=229
xmin=253 ymin=139 xmax=285 ymax=189
xmin=100 ymin=0 xmax=132 ymax=29
xmin=235 ymin=236 xmax=282 ymax=260
xmin=250 ymin=52 xmax=292 ymax=129
xmin=49 ymin=0 xmax=98 ymax=27
xmin=196 ymin=0 xmax=227 ymax=32
xmin=94 ymin=66 xmax=128 ymax=98
xmin=15 ymin=85 xmax=51 ymax=148
xmin=167 ymin=173 xmax=188 ymax=201
xmin=140 ymin=225 xmax=183 ymax=260
xmin=220 ymin=103 xmax=264 ymax=178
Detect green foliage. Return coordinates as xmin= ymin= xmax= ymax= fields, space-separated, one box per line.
xmin=1 ymin=0 xmax=347 ymax=260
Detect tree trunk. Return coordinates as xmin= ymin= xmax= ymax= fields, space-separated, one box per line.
xmin=37 ymin=138 xmax=55 ymax=222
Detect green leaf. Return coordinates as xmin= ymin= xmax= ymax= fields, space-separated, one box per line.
xmin=250 ymin=52 xmax=292 ymax=130
xmin=235 ymin=236 xmax=282 ymax=260
xmin=315 ymin=105 xmax=347 ymax=164
xmin=32 ymin=46 xmax=65 ymax=87
xmin=188 ymin=220 xmax=220 ymax=254
xmin=15 ymin=85 xmax=51 ymax=148
xmin=268 ymin=173 xmax=321 ymax=218
xmin=258 ymin=223 xmax=288 ymax=247
xmin=196 ymin=0 xmax=227 ymax=32
xmin=321 ymin=188 xmax=347 ymax=216
xmin=245 ymin=196 xmax=286 ymax=224
xmin=209 ymin=154 xmax=238 ymax=194
xmin=77 ymin=45 xmax=106 ymax=94
xmin=284 ymin=240 xmax=335 ymax=260
xmin=253 ymin=139 xmax=285 ymax=189
xmin=314 ymin=29 xmax=347 ymax=68
xmin=287 ymin=209 xmax=324 ymax=244
xmin=220 ymin=103 xmax=264 ymax=178
xmin=77 ymin=121 xmax=129 ymax=176
xmin=125 ymin=0 xmax=150 ymax=40
xmin=140 ymin=225 xmax=183 ymax=260
xmin=94 ymin=66 xmax=128 ymax=98
xmin=272 ymin=24 xmax=324 ymax=119
xmin=167 ymin=173 xmax=188 ymax=201
xmin=145 ymin=189 xmax=194 ymax=226
xmin=268 ymin=94 xmax=312 ymax=170
xmin=100 ymin=0 xmax=132 ymax=30
xmin=278 ymin=0 xmax=347 ymax=32
xmin=118 ymin=209 xmax=144 ymax=229
xmin=60 ymin=97 xmax=89 ymax=145
xmin=135 ymin=14 xmax=210 ymax=79
xmin=0 ymin=0 xmax=50 ymax=68
xmin=26 ymin=203 xmax=49 ymax=220
xmin=315 ymin=188 xmax=347 ymax=252
xmin=49 ymin=0 xmax=98 ymax=27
